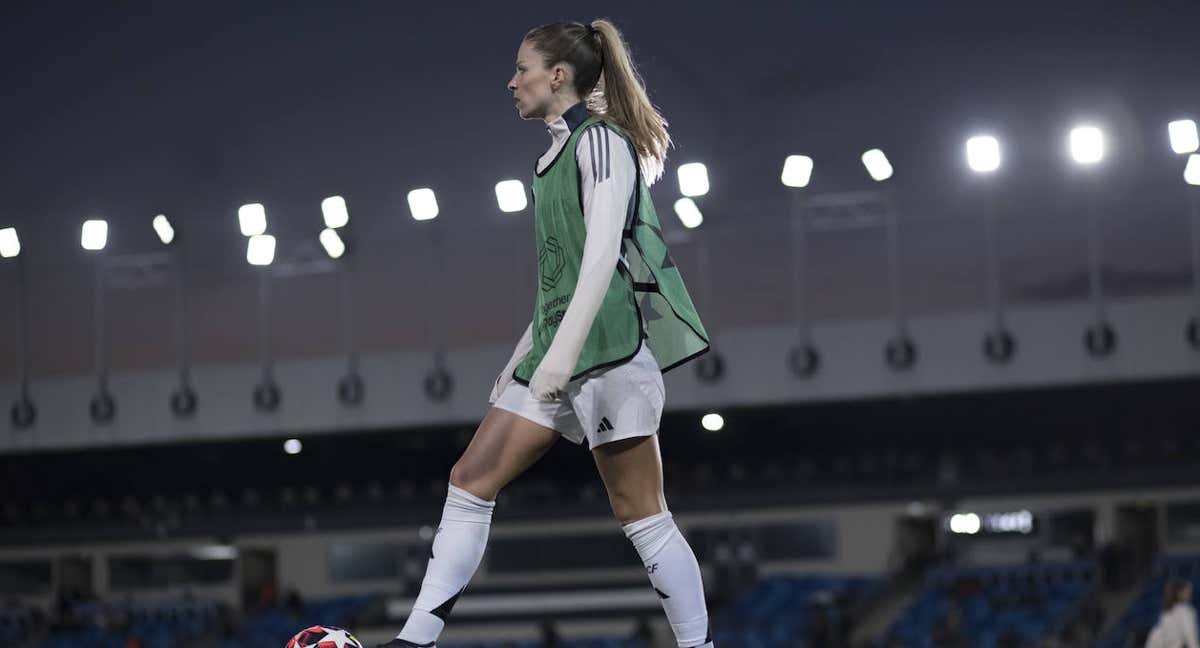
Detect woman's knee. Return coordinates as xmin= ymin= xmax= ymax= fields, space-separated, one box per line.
xmin=448 ymin=460 xmax=499 ymax=501
xmin=448 ymin=408 xmax=559 ymax=503
xmin=608 ymin=489 xmax=665 ymax=525
xmin=448 ymin=461 xmax=470 ymax=490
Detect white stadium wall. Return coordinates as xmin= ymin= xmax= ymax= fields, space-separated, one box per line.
xmin=2 ymin=293 xmax=1198 ymax=452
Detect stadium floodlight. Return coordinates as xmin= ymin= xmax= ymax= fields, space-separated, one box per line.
xmin=283 ymin=438 xmax=302 ymax=455
xmin=0 ymin=227 xmax=19 ymax=258
xmin=238 ymin=203 xmax=267 ymax=237
xmin=495 ymin=179 xmax=528 ymax=213
xmin=1169 ymin=119 xmax=1199 ymax=155
xmin=408 ymin=188 xmax=439 ymax=221
xmin=673 ymin=197 xmax=704 ymax=229
xmin=153 ymin=214 xmax=175 ymax=245
xmin=861 ymin=149 xmax=894 ymax=182
xmin=948 ymin=512 xmax=982 ymax=535
xmin=781 ymin=155 xmax=814 ymax=188
xmin=701 ymin=412 xmax=724 ymax=432
xmin=677 ymin=162 xmax=710 ymax=197
xmin=319 ymin=228 xmax=346 ymax=259
xmin=81 ymin=219 xmax=108 ymax=251
xmin=1069 ymin=126 xmax=1105 ymax=165
xmin=966 ymin=135 xmax=1002 ymax=173
xmin=190 ymin=545 xmax=238 ymax=560
xmin=247 ymin=234 xmax=276 ymax=266
xmin=1186 ymin=154 xmax=1200 ymax=186
xmin=321 ymin=196 xmax=349 ymax=229
xmin=985 ymin=510 xmax=1034 ymax=534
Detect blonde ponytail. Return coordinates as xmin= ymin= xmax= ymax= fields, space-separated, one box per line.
xmin=589 ymin=20 xmax=671 ymax=185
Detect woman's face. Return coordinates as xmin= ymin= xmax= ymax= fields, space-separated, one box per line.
xmin=508 ymin=40 xmax=557 ymax=121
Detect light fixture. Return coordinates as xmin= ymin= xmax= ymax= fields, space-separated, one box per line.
xmin=861 ymin=149 xmax=894 ymax=182
xmin=701 ymin=412 xmax=724 ymax=432
xmin=781 ymin=155 xmax=814 ymax=188
xmin=677 ymin=162 xmax=710 ymax=197
xmin=0 ymin=227 xmax=19 ymax=258
xmin=965 ymin=135 xmax=1001 ymax=173
xmin=247 ymin=234 xmax=276 ymax=266
xmin=1185 ymin=154 xmax=1200 ymax=186
xmin=1069 ymin=126 xmax=1105 ymax=165
xmin=81 ymin=220 xmax=108 ymax=251
xmin=238 ymin=203 xmax=267 ymax=237
xmin=319 ymin=228 xmax=346 ymax=259
xmin=948 ymin=513 xmax=982 ymax=535
xmin=153 ymin=214 xmax=175 ymax=245
xmin=408 ymin=188 xmax=439 ymax=221
xmin=495 ymin=180 xmax=528 ymax=213
xmin=1168 ymin=119 xmax=1199 ymax=155
xmin=673 ymin=197 xmax=703 ymax=229
xmin=321 ymin=196 xmax=349 ymax=229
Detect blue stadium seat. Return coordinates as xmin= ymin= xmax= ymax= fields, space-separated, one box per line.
xmin=884 ymin=560 xmax=1097 ymax=648
xmin=1095 ymin=554 xmax=1200 ymax=648
xmin=707 ymin=574 xmax=880 ymax=648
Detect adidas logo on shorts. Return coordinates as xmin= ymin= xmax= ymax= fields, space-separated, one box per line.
xmin=596 ymin=416 xmax=614 ymax=434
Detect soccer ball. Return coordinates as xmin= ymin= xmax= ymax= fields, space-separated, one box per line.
xmin=286 ymin=625 xmax=364 ymax=648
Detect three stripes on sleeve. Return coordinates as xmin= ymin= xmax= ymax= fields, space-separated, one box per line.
xmin=583 ymin=125 xmax=613 ymax=183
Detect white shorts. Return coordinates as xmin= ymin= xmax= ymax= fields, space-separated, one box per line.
xmin=493 ymin=342 xmax=665 ymax=449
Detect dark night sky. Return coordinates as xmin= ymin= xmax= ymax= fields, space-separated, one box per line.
xmin=4 ymin=1 xmax=1199 ymax=259
xmin=3 ymin=2 xmax=1200 ymax=381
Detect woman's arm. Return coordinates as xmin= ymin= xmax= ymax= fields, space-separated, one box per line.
xmin=489 ymin=321 xmax=533 ymax=404
xmin=529 ymin=124 xmax=635 ymax=400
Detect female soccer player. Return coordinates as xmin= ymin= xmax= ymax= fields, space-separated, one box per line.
xmin=380 ymin=19 xmax=712 ymax=648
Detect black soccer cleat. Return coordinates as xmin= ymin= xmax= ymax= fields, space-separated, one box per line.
xmin=375 ymin=640 xmax=435 ymax=648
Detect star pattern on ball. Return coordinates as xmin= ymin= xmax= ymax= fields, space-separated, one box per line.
xmin=318 ymin=627 xmax=359 ymax=648
xmin=288 ymin=626 xmax=363 ymax=648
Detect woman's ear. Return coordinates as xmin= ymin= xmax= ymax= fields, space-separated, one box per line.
xmin=551 ymin=63 xmax=570 ymax=93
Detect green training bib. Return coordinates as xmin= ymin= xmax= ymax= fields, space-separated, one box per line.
xmin=513 ymin=115 xmax=709 ymax=384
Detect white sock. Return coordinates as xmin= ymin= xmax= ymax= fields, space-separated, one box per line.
xmin=623 ymin=511 xmax=712 ymax=648
xmin=396 ymin=484 xmax=495 ymax=645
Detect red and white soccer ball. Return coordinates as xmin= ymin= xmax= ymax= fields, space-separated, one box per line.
xmin=286 ymin=625 xmax=364 ymax=648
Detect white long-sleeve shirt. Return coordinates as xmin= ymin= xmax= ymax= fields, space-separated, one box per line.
xmin=1150 ymin=604 xmax=1200 ymax=648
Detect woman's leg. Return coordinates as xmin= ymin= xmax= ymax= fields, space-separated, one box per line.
xmin=593 ymin=435 xmax=713 ymax=648
xmin=390 ymin=407 xmax=561 ymax=647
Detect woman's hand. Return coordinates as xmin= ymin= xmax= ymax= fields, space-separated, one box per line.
xmin=529 ymin=350 xmax=572 ymax=401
